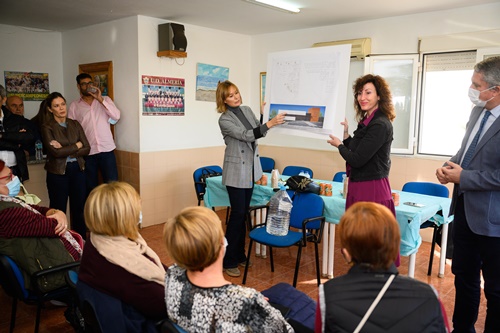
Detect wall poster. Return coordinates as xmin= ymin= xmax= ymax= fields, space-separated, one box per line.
xmin=4 ymin=71 xmax=50 ymax=100
xmin=195 ymin=63 xmax=229 ymax=102
xmin=142 ymin=75 xmax=185 ymax=116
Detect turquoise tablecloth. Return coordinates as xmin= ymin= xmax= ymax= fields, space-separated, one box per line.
xmin=204 ymin=175 xmax=453 ymax=256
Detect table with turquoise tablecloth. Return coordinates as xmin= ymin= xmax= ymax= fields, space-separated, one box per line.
xmin=204 ymin=174 xmax=453 ymax=278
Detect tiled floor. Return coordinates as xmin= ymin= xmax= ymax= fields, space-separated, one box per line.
xmin=0 ymin=210 xmax=487 ymax=332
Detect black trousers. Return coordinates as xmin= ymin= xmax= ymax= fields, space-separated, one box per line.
xmin=46 ymin=162 xmax=87 ymax=240
xmin=223 ymin=186 xmax=253 ymax=269
xmin=452 ymin=195 xmax=500 ymax=333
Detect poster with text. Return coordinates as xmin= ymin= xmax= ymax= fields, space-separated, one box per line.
xmin=4 ymin=71 xmax=50 ymax=101
xmin=263 ymin=45 xmax=351 ymax=139
xmin=142 ymin=75 xmax=185 ymax=116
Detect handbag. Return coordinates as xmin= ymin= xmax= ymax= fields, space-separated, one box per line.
xmin=16 ymin=183 xmax=42 ymax=205
xmin=200 ymin=168 xmax=222 ymax=183
xmin=353 ymin=274 xmax=395 ymax=333
xmin=286 ymin=175 xmax=320 ymax=194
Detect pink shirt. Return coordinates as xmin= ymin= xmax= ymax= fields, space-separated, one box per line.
xmin=68 ymin=97 xmax=120 ymax=155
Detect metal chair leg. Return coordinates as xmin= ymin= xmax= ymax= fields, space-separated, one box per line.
xmin=293 ymin=245 xmax=303 ymax=287
xmin=269 ymin=247 xmax=274 ymax=272
xmin=35 ymin=300 xmax=43 ymax=333
xmin=314 ymin=242 xmax=321 ymax=286
xmin=428 ymin=225 xmax=439 ymax=276
xmin=242 ymin=239 xmax=254 ymax=285
xmin=9 ymin=297 xmax=17 ymax=333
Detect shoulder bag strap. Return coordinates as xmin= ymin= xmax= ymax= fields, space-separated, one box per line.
xmin=353 ymin=274 xmax=396 ymax=333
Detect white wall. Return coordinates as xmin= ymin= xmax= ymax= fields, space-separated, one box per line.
xmin=61 ymin=16 xmax=140 ymax=152
xmin=137 ymin=16 xmax=251 ymax=152
xmin=250 ymin=2 xmax=500 ymax=152
xmin=2 ymin=2 xmax=499 ymax=154
xmin=0 ymin=24 xmax=63 ymax=119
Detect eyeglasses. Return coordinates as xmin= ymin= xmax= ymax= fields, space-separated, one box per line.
xmin=79 ymin=81 xmax=94 ymax=87
xmin=0 ymin=171 xmax=13 ymax=181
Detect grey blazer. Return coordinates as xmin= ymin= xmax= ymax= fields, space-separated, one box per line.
xmin=218 ymin=106 xmax=267 ymax=189
xmin=449 ymin=105 xmax=500 ymax=237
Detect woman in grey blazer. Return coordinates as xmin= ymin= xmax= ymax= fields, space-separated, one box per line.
xmin=216 ymin=80 xmax=285 ymax=277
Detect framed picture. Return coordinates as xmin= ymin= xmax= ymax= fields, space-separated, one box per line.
xmin=78 ymin=61 xmax=113 ymax=99
xmin=260 ymin=72 xmax=266 ymax=104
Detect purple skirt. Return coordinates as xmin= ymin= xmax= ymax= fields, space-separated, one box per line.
xmin=345 ymin=177 xmax=400 ymax=266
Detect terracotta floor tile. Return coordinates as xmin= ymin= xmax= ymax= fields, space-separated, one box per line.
xmin=0 ymin=209 xmax=487 ymax=332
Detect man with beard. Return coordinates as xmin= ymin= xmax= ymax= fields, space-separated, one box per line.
xmin=68 ymin=73 xmax=121 ymax=195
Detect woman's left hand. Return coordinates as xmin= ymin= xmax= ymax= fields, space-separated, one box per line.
xmin=327 ymin=134 xmax=342 ymax=148
xmin=50 ymin=140 xmax=62 ymax=149
xmin=47 ymin=209 xmax=68 ymax=236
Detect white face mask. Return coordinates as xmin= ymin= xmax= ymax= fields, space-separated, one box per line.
xmin=222 ymin=237 xmax=228 ymax=256
xmin=468 ymin=86 xmax=495 ymax=107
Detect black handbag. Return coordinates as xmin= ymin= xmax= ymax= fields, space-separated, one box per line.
xmin=200 ymin=168 xmax=222 ymax=183
xmin=286 ymin=175 xmax=320 ymax=194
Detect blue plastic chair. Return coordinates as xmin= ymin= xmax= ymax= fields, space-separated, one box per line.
xmin=193 ymin=165 xmax=223 ymax=206
xmin=242 ymin=190 xmax=325 ymax=287
xmin=259 ymin=156 xmax=275 ymax=173
xmin=332 ymin=171 xmax=346 ymax=182
xmin=0 ymin=254 xmax=80 ymax=333
xmin=402 ymin=181 xmax=449 ymax=276
xmin=282 ymin=166 xmax=314 ymax=178
xmin=193 ymin=165 xmax=229 ymax=223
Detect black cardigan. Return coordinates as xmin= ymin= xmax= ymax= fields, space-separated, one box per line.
xmin=338 ymin=110 xmax=393 ymax=182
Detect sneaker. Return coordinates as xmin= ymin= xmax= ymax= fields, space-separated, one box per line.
xmin=224 ymin=267 xmax=241 ymax=277
xmin=239 ymin=260 xmax=253 ymax=268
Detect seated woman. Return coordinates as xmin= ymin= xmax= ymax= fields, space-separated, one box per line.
xmin=315 ymin=202 xmax=450 ymax=333
xmin=0 ymin=159 xmax=83 ymax=289
xmin=78 ymin=181 xmax=167 ymax=320
xmin=163 ymin=206 xmax=294 ymax=333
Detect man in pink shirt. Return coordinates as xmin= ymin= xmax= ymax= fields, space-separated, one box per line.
xmin=68 ymin=73 xmax=120 ymax=195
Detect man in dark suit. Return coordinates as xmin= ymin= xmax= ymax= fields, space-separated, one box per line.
xmin=436 ymin=56 xmax=500 ymax=333
xmin=0 ymin=86 xmax=35 ymax=182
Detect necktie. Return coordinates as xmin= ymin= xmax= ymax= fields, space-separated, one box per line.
xmin=461 ymin=110 xmax=491 ymax=169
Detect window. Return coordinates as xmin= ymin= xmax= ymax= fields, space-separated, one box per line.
xmin=418 ymin=51 xmax=476 ymax=156
xmin=364 ymin=55 xmax=419 ymax=154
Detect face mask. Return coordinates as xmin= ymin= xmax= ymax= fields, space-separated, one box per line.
xmin=6 ymin=176 xmax=21 ymax=197
xmin=468 ymin=86 xmax=495 ymax=107
xmin=222 ymin=237 xmax=228 ymax=256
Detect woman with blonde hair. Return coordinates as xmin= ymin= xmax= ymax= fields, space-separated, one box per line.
xmin=78 ymin=181 xmax=167 ymax=320
xmin=315 ymin=202 xmax=449 ymax=333
xmin=216 ymin=80 xmax=286 ymax=277
xmin=163 ymin=206 xmax=293 ymax=332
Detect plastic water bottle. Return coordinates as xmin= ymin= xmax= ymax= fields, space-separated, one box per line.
xmin=35 ymin=140 xmax=43 ymax=160
xmin=342 ymin=174 xmax=348 ymax=199
xmin=266 ymin=185 xmax=293 ymax=236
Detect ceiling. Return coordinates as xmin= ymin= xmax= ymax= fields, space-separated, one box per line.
xmin=1 ymin=0 xmax=498 ymax=35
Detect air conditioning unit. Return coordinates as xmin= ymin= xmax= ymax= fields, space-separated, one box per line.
xmin=312 ymin=38 xmax=371 ymax=60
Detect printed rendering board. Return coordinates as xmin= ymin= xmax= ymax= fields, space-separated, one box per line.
xmin=264 ymin=44 xmax=351 ymax=140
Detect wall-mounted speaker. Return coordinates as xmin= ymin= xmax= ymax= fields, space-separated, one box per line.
xmin=158 ymin=23 xmax=187 ymax=52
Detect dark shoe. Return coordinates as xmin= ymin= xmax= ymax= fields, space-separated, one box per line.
xmin=223 ymin=267 xmax=241 ymax=277
xmin=239 ymin=260 xmax=253 ymax=268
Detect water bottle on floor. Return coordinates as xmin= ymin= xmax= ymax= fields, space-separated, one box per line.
xmin=35 ymin=140 xmax=43 ymax=160
xmin=266 ymin=184 xmax=293 ymax=236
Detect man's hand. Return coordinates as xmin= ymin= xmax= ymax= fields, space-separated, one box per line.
xmin=437 ymin=161 xmax=462 ymax=184
xmin=89 ymin=86 xmax=105 ymax=104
